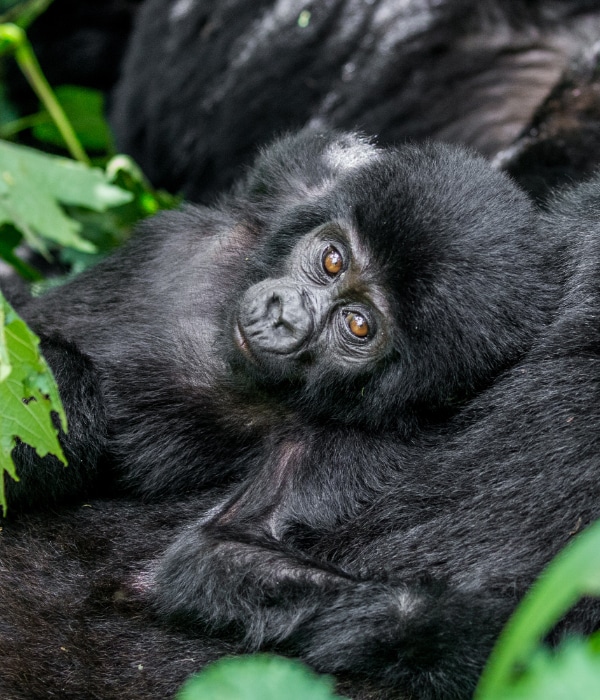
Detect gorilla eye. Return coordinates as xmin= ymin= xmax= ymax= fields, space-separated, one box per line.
xmin=322 ymin=245 xmax=343 ymax=276
xmin=345 ymin=311 xmax=369 ymax=338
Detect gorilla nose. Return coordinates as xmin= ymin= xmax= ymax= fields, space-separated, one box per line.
xmin=239 ymin=283 xmax=314 ymax=355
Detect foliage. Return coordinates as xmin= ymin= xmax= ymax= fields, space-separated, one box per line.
xmin=0 ymin=138 xmax=131 ymax=255
xmin=0 ymin=12 xmax=178 ymax=279
xmin=177 ymin=655 xmax=345 ymax=700
xmin=476 ymin=519 xmax=600 ymax=699
xmin=31 ymin=85 xmax=114 ymax=151
xmin=0 ymin=22 xmax=88 ymax=163
xmin=492 ymin=638 xmax=600 ymax=700
xmin=0 ymin=5 xmax=178 ymax=515
xmin=0 ymin=0 xmax=53 ymax=29
xmin=0 ymin=290 xmax=65 ymax=515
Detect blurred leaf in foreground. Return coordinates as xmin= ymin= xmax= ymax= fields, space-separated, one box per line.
xmin=177 ymin=655 xmax=345 ymax=700
xmin=33 ymin=85 xmax=114 ymax=152
xmin=0 ymin=291 xmax=66 ymax=514
xmin=476 ymin=519 xmax=600 ymax=699
xmin=495 ymin=638 xmax=600 ymax=700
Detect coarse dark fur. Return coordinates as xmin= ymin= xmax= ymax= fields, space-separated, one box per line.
xmin=109 ymin=0 xmax=600 ymax=202
xmin=499 ymin=46 xmax=600 ymax=203
xmin=2 ymin=131 xmax=592 ymax=699
xmin=0 ymin=495 xmax=384 ymax=700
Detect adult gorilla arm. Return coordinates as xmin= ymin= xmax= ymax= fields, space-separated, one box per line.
xmin=154 ymin=445 xmax=507 ymax=700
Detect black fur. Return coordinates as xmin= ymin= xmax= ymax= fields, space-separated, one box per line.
xmin=7 ymin=1 xmax=600 ymax=203
xmin=110 ymin=0 xmax=600 ymax=202
xmin=500 ymin=48 xmax=600 ymax=203
xmin=2 ymin=131 xmax=593 ymax=699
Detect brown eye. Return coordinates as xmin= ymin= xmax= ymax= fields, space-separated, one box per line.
xmin=322 ymin=245 xmax=343 ymax=276
xmin=345 ymin=312 xmax=369 ymax=338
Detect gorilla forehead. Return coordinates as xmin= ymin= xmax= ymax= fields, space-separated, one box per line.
xmin=252 ymin=135 xmax=537 ymax=297
xmin=343 ymin=142 xmax=536 ymax=262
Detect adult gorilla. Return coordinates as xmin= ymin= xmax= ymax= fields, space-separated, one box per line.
xmin=2 ymin=132 xmax=599 ymax=699
xmin=109 ymin=0 xmax=600 ymax=202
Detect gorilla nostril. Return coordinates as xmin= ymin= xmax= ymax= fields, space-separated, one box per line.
xmin=266 ymin=293 xmax=286 ymax=327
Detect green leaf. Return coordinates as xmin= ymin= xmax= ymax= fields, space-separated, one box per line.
xmin=177 ymin=655 xmax=345 ymax=700
xmin=0 ymin=223 xmax=43 ymax=280
xmin=106 ymin=154 xmax=180 ymax=215
xmin=0 ymin=139 xmax=132 ymax=253
xmin=0 ymin=295 xmax=9 ymax=381
xmin=0 ymin=291 xmax=67 ymax=514
xmin=496 ymin=639 xmax=600 ymax=700
xmin=33 ymin=85 xmax=114 ymax=152
xmin=476 ymin=519 xmax=600 ymax=699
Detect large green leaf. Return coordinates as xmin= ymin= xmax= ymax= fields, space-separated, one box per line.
xmin=0 ymin=139 xmax=132 ymax=253
xmin=177 ymin=655 xmax=345 ymax=700
xmin=0 ymin=292 xmax=66 ymax=514
xmin=33 ymin=85 xmax=113 ymax=152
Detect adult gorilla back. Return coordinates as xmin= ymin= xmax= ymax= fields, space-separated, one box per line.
xmin=110 ymin=0 xmax=600 ymax=202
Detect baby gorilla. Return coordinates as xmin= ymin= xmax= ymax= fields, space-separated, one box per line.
xmin=9 ymin=130 xmax=555 ymax=510
xmin=4 ymin=131 xmax=564 ymax=698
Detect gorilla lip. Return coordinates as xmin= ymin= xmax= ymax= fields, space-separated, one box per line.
xmin=234 ymin=319 xmax=255 ymax=362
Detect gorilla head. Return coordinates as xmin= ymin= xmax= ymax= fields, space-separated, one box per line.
xmin=215 ymin=132 xmax=552 ymax=430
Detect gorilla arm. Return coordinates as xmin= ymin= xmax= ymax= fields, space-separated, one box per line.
xmin=152 ymin=434 xmax=508 ymax=700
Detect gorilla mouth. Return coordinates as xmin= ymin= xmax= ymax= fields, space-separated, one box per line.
xmin=234 ymin=319 xmax=256 ymax=363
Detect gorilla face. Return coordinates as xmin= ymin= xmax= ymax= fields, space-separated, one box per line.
xmin=234 ymin=222 xmax=390 ymax=377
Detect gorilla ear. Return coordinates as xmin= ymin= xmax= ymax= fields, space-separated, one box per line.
xmin=238 ymin=129 xmax=380 ymax=203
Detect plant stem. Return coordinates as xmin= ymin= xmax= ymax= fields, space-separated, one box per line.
xmin=0 ymin=23 xmax=90 ymax=165
xmin=0 ymin=112 xmax=48 ymax=139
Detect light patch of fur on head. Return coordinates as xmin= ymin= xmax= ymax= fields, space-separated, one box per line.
xmin=323 ymin=137 xmax=380 ymax=174
xmin=395 ymin=588 xmax=424 ymax=617
xmin=277 ymin=135 xmax=381 ymax=206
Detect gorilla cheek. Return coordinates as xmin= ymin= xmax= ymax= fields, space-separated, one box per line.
xmin=237 ymin=281 xmax=316 ymax=360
